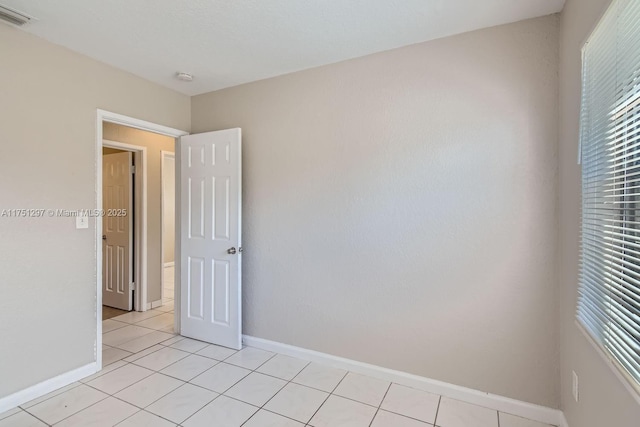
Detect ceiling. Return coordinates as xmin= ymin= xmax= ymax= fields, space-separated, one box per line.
xmin=3 ymin=0 xmax=565 ymax=96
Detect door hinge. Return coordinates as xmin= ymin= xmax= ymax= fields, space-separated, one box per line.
xmin=129 ymin=282 xmax=136 ymax=291
xmin=130 ymin=165 xmax=136 ymax=174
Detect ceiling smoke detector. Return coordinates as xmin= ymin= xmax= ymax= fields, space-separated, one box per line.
xmin=176 ymin=72 xmax=194 ymax=82
xmin=0 ymin=4 xmax=32 ymax=26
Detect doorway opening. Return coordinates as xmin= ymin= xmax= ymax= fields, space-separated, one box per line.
xmin=95 ymin=110 xmax=242 ymax=372
xmin=101 ymin=125 xmax=177 ymax=316
xmin=96 ymin=110 xmax=188 ymax=370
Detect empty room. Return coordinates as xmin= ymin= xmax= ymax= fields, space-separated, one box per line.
xmin=0 ymin=0 xmax=639 ymax=426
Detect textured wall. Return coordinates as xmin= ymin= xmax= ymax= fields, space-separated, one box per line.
xmin=559 ymin=0 xmax=640 ymax=425
xmin=0 ymin=24 xmax=189 ymax=398
xmin=192 ymin=15 xmax=560 ymax=407
xmin=103 ymin=123 xmax=176 ymax=303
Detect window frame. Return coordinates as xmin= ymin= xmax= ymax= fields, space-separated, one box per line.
xmin=577 ymin=0 xmax=640 ymax=400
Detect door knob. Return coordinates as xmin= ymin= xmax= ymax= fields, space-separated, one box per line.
xmin=102 ymin=235 xmax=107 ymax=241
xmin=227 ymin=247 xmax=237 ymax=254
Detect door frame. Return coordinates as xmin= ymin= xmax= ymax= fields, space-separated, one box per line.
xmin=102 ymin=140 xmax=145 ymax=312
xmin=95 ymin=109 xmax=188 ymax=370
xmin=160 ymin=150 xmax=175 ymax=303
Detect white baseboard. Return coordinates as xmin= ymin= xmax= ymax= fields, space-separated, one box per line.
xmin=0 ymin=362 xmax=97 ymax=413
xmin=243 ymin=335 xmax=564 ymax=427
xmin=146 ymin=299 xmax=163 ymax=310
xmin=163 ymin=262 xmax=174 ymax=268
xmin=559 ymin=413 xmax=570 ymax=427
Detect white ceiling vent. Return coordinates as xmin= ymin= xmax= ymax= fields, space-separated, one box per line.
xmin=0 ymin=4 xmax=32 ymax=27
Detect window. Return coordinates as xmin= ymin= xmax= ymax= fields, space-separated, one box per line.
xmin=578 ymin=0 xmax=640 ymax=391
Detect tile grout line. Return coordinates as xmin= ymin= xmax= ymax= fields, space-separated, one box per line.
xmin=118 ymin=385 xmax=216 ymax=426
xmin=304 ymin=364 xmax=351 ymax=427
xmin=82 ymin=368 xmax=154 ymax=399
xmin=434 ymin=395 xmax=442 ymax=427
xmin=36 ymin=326 xmax=518 ymax=427
xmin=103 ymin=310 xmax=175 ymax=335
xmin=367 ymin=382 xmax=393 ymax=427
xmin=112 ymin=408 xmax=145 ymax=427
xmin=104 ymin=323 xmax=175 ymax=349
xmin=169 ymin=340 xmax=443 ymax=424
xmin=115 ymin=403 xmax=183 ymax=426
xmin=297 ymin=384 xmax=332 ymax=426
xmin=153 ymin=352 xmax=222 ymax=382
xmin=129 ymin=348 xmax=191 ymax=371
xmin=17 ymin=407 xmax=51 ymax=426
xmin=213 ymin=351 xmax=287 ymax=426
xmin=239 ymin=354 xmax=312 ymax=425
xmin=22 ymin=388 xmax=111 ymax=426
xmin=351 ymin=379 xmax=442 ymax=425
xmin=264 ymin=357 xmax=351 ymax=426
xmin=312 ymin=375 xmax=442 ymax=426
xmin=181 ymin=349 xmax=339 ymax=426
xmin=67 ymin=355 xmax=395 ymax=425
xmin=120 ymin=346 xmax=166 ymax=364
xmin=101 ymin=342 xmax=331 ymax=426
xmin=18 ymin=382 xmax=84 ymax=412
xmin=176 ymin=362 xmax=258 ymax=425
xmin=178 ymin=393 xmax=227 ymax=426
xmin=12 ymin=316 xmax=178 ymax=425
xmin=107 ymin=315 xmax=200 ymax=359
xmin=39 ymin=329 xmax=271 ymax=425
xmin=106 ymin=311 xmax=166 ymax=328
xmin=158 ymin=335 xmax=442 ymax=416
xmin=106 ymin=320 xmax=178 ymax=352
xmin=179 ymin=349 xmax=281 ymax=426
xmin=83 ymin=365 xmax=217 ymax=425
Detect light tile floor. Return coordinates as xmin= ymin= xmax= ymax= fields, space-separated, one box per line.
xmin=0 ymin=304 xmax=557 ymax=427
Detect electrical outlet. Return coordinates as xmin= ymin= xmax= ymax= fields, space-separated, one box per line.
xmin=572 ymin=370 xmax=579 ymax=402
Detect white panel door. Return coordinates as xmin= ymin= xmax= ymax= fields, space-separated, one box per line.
xmin=179 ymin=129 xmax=242 ymax=349
xmin=103 ymin=151 xmax=133 ymax=311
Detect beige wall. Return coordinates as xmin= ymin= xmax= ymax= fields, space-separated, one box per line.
xmin=0 ymin=24 xmax=189 ymax=399
xmin=162 ymin=155 xmax=175 ymax=264
xmin=192 ymin=15 xmax=560 ymax=407
xmin=559 ymin=0 xmax=640 ymax=425
xmin=103 ymin=123 xmax=175 ymax=303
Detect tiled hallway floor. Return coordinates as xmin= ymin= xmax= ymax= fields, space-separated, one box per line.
xmin=0 ymin=305 xmax=555 ymax=426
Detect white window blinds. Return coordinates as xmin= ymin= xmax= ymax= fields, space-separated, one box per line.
xmin=579 ymin=0 xmax=640 ymax=390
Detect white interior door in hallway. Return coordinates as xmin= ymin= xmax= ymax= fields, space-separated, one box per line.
xmin=179 ymin=129 xmax=242 ymax=350
xmin=102 ymin=151 xmax=133 ymax=311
